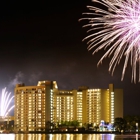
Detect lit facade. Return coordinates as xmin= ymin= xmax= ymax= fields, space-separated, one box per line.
xmin=14 ymin=81 xmax=58 ymax=132
xmin=53 ymin=90 xmax=75 ymax=122
xmin=14 ymin=81 xmax=123 ymax=132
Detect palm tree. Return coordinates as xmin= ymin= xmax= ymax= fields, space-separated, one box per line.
xmin=113 ymin=117 xmax=126 ymax=133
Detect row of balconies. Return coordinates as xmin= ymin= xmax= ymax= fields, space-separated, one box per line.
xmin=87 ymin=102 xmax=100 ymax=104
xmin=16 ymin=110 xmax=45 ymax=112
xmin=16 ymin=109 xmax=45 ymax=111
xmin=86 ymin=110 xmax=101 ymax=113
xmin=16 ymin=94 xmax=45 ymax=96
xmin=16 ymin=93 xmax=45 ymax=97
xmin=55 ymin=112 xmax=73 ymax=115
xmin=16 ymin=95 xmax=45 ymax=98
xmin=16 ymin=104 xmax=45 ymax=107
xmin=55 ymin=100 xmax=73 ymax=102
xmin=16 ymin=104 xmax=45 ymax=106
xmin=17 ymin=114 xmax=45 ymax=116
xmin=55 ymin=97 xmax=73 ymax=99
xmin=16 ymin=119 xmax=46 ymax=122
xmin=87 ymin=118 xmax=99 ymax=121
xmin=16 ymin=122 xmax=45 ymax=125
xmin=54 ymin=110 xmax=73 ymax=112
xmin=16 ymin=106 xmax=45 ymax=108
xmin=15 ymin=115 xmax=45 ymax=119
xmin=16 ymin=118 xmax=45 ymax=120
xmin=16 ymin=114 xmax=45 ymax=116
xmin=17 ymin=124 xmax=45 ymax=127
xmin=88 ymin=114 xmax=100 ymax=116
xmin=16 ymin=122 xmax=46 ymax=124
xmin=16 ymin=100 xmax=44 ymax=103
xmin=87 ymin=98 xmax=100 ymax=100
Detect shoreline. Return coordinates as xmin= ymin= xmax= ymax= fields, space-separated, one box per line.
xmin=13 ymin=131 xmax=139 ymax=134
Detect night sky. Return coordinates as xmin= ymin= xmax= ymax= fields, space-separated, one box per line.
xmin=0 ymin=0 xmax=140 ymax=116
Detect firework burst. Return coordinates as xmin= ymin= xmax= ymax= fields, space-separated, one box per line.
xmin=80 ymin=0 xmax=140 ymax=83
xmin=0 ymin=88 xmax=14 ymax=116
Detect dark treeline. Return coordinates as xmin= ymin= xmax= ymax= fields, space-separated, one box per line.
xmin=114 ymin=115 xmax=140 ymax=133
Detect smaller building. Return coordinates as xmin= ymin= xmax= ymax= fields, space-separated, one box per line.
xmin=14 ymin=81 xmax=58 ymax=132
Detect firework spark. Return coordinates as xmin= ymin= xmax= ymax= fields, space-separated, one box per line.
xmin=80 ymin=0 xmax=140 ymax=83
xmin=0 ymin=88 xmax=14 ymax=116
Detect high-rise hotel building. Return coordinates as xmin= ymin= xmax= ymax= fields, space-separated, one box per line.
xmin=14 ymin=81 xmax=123 ymax=132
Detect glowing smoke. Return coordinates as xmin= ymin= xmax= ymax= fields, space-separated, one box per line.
xmin=8 ymin=71 xmax=24 ymax=88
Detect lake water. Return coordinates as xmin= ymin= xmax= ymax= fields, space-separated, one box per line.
xmin=0 ymin=133 xmax=140 ymax=140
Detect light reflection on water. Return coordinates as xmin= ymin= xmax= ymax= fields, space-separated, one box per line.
xmin=15 ymin=134 xmax=114 ymax=140
xmin=0 ymin=133 xmax=138 ymax=140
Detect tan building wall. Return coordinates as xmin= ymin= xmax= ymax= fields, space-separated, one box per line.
xmin=14 ymin=81 xmax=58 ymax=132
xmin=14 ymin=81 xmax=123 ymax=132
xmin=100 ymin=89 xmax=110 ymax=123
xmin=53 ymin=90 xmax=75 ymax=122
xmin=80 ymin=84 xmax=123 ymax=124
xmin=114 ymin=89 xmax=123 ymax=118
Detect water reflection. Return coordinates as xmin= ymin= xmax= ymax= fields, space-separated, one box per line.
xmin=0 ymin=133 xmax=139 ymax=140
xmin=16 ymin=134 xmax=45 ymax=140
xmin=46 ymin=134 xmax=115 ymax=140
xmin=15 ymin=134 xmax=100 ymax=140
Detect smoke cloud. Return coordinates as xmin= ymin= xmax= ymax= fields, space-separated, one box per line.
xmin=8 ymin=71 xmax=24 ymax=88
xmin=28 ymin=72 xmax=42 ymax=85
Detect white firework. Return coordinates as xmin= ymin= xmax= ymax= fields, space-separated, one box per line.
xmin=0 ymin=87 xmax=14 ymax=116
xmin=80 ymin=0 xmax=140 ymax=83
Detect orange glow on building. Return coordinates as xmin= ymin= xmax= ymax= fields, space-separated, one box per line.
xmin=14 ymin=81 xmax=123 ymax=132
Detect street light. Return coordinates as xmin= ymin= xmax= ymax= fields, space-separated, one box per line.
xmin=136 ymin=123 xmax=138 ymax=132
